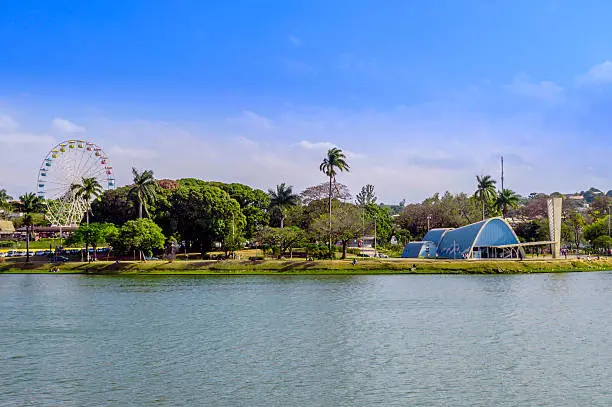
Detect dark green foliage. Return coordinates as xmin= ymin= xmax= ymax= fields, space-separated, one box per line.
xmin=69 ymin=223 xmax=118 ymax=258
xmin=304 ymin=244 xmax=336 ymax=260
xmin=91 ymin=187 xmax=137 ymax=225
xmin=212 ymin=182 xmax=270 ymax=239
xmin=113 ymin=218 xmax=165 ymax=256
xmin=168 ymin=184 xmax=245 ymax=254
xmin=130 ymin=168 xmax=157 ymax=219
xmin=257 ymin=226 xmax=306 ymax=257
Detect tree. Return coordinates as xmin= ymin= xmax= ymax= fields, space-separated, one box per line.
xmin=364 ymin=203 xmax=394 ymax=245
xmin=518 ymin=197 xmax=549 ymax=220
xmin=0 ymin=189 xmax=13 ymax=219
xmin=71 ymin=177 xmax=103 ymax=225
xmin=116 ymin=218 xmax=165 ymax=259
xmin=300 ymin=182 xmax=352 ymax=205
xmin=91 ymin=187 xmax=137 ymax=225
xmin=355 ymin=184 xmax=377 ymax=206
xmin=212 ymin=183 xmax=270 ymax=239
xmin=311 ymin=202 xmax=361 ymax=259
xmin=129 ymin=167 xmax=157 ymax=219
xmin=257 ymin=226 xmax=306 ymax=257
xmin=169 ymin=184 xmax=246 ymax=254
xmin=268 ymin=183 xmax=299 ymax=229
xmin=565 ymin=212 xmax=586 ymax=253
xmin=584 ymin=215 xmax=610 ymax=244
xmin=18 ymin=193 xmax=44 ymax=262
xmin=356 ymin=184 xmax=377 ymax=237
xmin=495 ymin=189 xmax=521 ymax=218
xmin=319 ymin=147 xmax=350 ymax=249
xmin=592 ymin=235 xmax=612 ymax=252
xmin=70 ymin=223 xmax=118 ymax=260
xmin=71 ymin=177 xmax=104 ymax=261
xmin=474 ymin=175 xmax=497 ymax=221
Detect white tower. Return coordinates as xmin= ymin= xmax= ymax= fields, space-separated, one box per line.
xmin=547 ymin=197 xmax=562 ymax=258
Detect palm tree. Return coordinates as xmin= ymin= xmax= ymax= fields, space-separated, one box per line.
xmin=72 ymin=177 xmax=104 ymax=225
xmin=495 ymin=188 xmax=521 ymax=218
xmin=319 ymin=147 xmax=350 ymax=249
xmin=18 ymin=193 xmax=43 ymax=263
xmin=268 ymin=183 xmax=299 ymax=228
xmin=130 ymin=168 xmax=157 ymax=219
xmin=474 ymin=175 xmax=497 ymax=221
xmin=0 ymin=189 xmax=13 ymax=219
xmin=72 ymin=177 xmax=103 ymax=262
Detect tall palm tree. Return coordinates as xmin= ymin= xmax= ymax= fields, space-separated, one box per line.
xmin=130 ymin=167 xmax=157 ymax=219
xmin=72 ymin=177 xmax=103 ymax=262
xmin=474 ymin=175 xmax=497 ymax=221
xmin=0 ymin=189 xmax=13 ymax=219
xmin=319 ymin=147 xmax=350 ymax=249
xmin=72 ymin=177 xmax=104 ymax=225
xmin=268 ymin=183 xmax=299 ymax=228
xmin=495 ymin=188 xmax=521 ymax=218
xmin=18 ymin=193 xmax=43 ymax=263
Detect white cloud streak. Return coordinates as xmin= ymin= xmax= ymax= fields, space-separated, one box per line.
xmin=505 ymin=74 xmax=563 ymax=101
xmin=52 ymin=117 xmax=86 ymax=133
xmin=577 ymin=60 xmax=612 ymax=86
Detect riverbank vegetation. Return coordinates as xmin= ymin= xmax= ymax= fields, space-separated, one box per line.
xmin=2 ymin=257 xmax=611 ymax=275
xmin=1 ymin=148 xmax=611 ymax=263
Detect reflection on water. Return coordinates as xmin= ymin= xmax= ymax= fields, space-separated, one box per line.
xmin=1 ymin=272 xmax=612 ymax=406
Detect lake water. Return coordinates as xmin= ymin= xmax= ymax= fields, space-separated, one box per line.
xmin=2 ymin=273 xmax=612 ymax=406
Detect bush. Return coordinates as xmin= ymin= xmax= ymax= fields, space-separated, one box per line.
xmin=0 ymin=241 xmax=17 ymax=248
xmin=347 ymin=248 xmax=360 ymax=256
xmin=304 ymin=244 xmax=336 ymax=260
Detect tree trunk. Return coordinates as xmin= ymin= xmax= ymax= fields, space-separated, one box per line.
xmin=328 ymin=175 xmax=332 ymax=249
xmin=341 ymin=240 xmax=347 ymax=259
xmin=280 ymin=213 xmax=284 ymax=229
xmin=26 ymin=224 xmax=30 ymax=262
xmin=139 ymin=200 xmax=143 ymax=219
xmin=86 ymin=210 xmax=90 ymax=262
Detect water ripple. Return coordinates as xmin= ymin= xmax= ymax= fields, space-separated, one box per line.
xmin=2 ymin=272 xmax=612 ymax=406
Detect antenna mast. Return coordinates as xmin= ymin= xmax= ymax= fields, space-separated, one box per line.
xmin=501 ymin=156 xmax=504 ymax=191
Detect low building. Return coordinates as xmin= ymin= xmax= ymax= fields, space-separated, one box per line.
xmin=0 ymin=220 xmax=15 ymax=240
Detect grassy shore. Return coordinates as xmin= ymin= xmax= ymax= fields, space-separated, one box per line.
xmin=1 ymin=257 xmax=611 ymax=275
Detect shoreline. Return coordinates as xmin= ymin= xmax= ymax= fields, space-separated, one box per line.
xmin=1 ymin=258 xmax=611 ymax=275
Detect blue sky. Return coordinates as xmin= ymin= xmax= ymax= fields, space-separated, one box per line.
xmin=1 ymin=0 xmax=611 ymax=202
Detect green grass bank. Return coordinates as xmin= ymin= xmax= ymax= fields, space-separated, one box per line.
xmin=2 ymin=257 xmax=611 ymax=275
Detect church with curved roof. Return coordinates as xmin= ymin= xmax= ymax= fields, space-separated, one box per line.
xmin=401 ymin=218 xmax=525 ymax=260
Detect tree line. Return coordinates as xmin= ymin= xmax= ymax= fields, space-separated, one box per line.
xmin=1 ymin=150 xmax=611 ymax=261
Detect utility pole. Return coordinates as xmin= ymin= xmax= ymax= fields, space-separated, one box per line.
xmin=427 ymin=214 xmax=432 ymax=231
xmin=501 ymin=156 xmax=504 ymax=192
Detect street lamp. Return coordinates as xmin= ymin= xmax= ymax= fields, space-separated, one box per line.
xmin=427 ymin=214 xmax=432 ymax=231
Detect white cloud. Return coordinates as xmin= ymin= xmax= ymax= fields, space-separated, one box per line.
xmin=505 ymin=74 xmax=563 ymax=101
xmin=228 ymin=110 xmax=273 ymax=130
xmin=0 ymin=133 xmax=55 ymax=146
xmin=233 ymin=136 xmax=258 ymax=147
xmin=0 ymin=114 xmax=19 ymax=132
xmin=52 ymin=117 xmax=86 ymax=133
xmin=298 ymin=140 xmax=335 ymax=150
xmin=576 ymin=60 xmax=612 ymax=86
xmin=110 ymin=146 xmax=160 ymax=159
xmin=1 ymin=93 xmax=610 ymax=203
xmin=288 ymin=35 xmax=302 ymax=47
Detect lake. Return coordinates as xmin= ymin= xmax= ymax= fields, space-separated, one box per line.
xmin=2 ymin=273 xmax=612 ymax=406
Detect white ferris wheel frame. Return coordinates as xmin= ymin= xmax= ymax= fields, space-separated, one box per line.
xmin=37 ymin=140 xmax=116 ymax=227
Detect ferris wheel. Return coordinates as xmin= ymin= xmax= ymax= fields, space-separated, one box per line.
xmin=37 ymin=140 xmax=116 ymax=227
